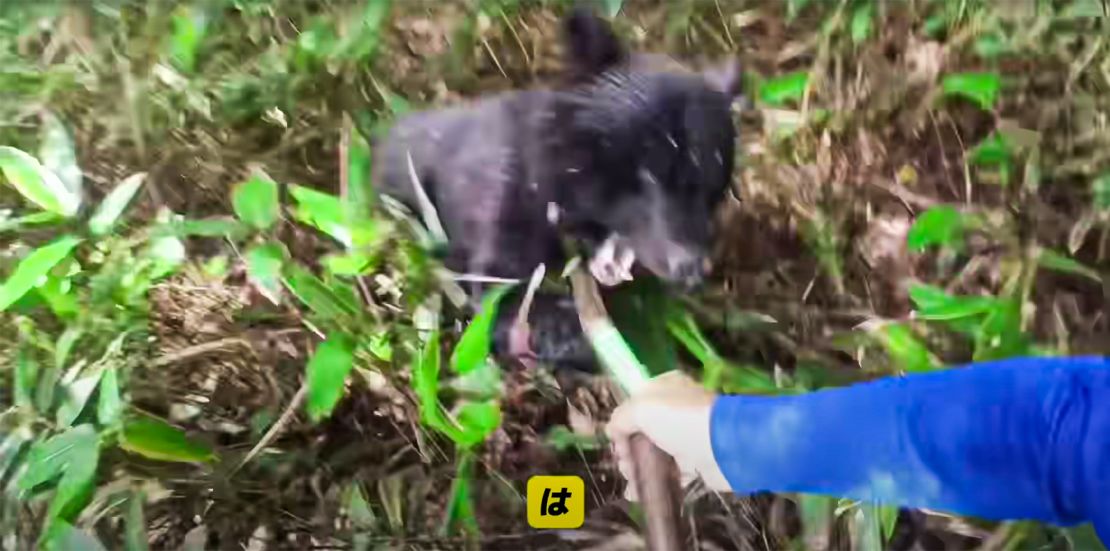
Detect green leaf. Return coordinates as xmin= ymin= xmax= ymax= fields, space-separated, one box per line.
xmin=19 ymin=425 xmax=98 ymax=532
xmin=36 ymin=274 xmax=79 ymax=319
xmin=246 ymin=242 xmax=287 ymax=304
xmin=97 ymin=368 xmax=123 ymax=427
xmin=125 ymin=492 xmax=149 ymax=551
xmin=89 ymin=173 xmax=146 ymax=236
xmin=283 ymin=264 xmax=360 ymax=321
xmin=323 ymin=251 xmax=374 ymax=276
xmin=412 ymin=329 xmax=443 ymax=428
xmin=454 ymin=400 xmax=501 ymax=448
xmin=449 ymin=358 xmax=502 ymax=399
xmin=42 ymin=522 xmax=108 ymax=551
xmin=923 ymin=14 xmax=947 ymax=37
xmin=158 ymin=217 xmax=249 ymax=239
xmin=203 ymin=255 xmax=229 ymax=277
xmin=231 ymin=172 xmax=280 ymax=230
xmin=879 ymin=504 xmax=900 ymax=543
xmin=941 ymin=71 xmax=1001 ymax=111
xmin=667 ymin=306 xmax=775 ymax=393
xmin=875 ymin=324 xmax=940 ymax=373
xmin=292 ymin=17 xmax=338 ymax=70
xmin=0 ymin=211 xmax=64 ymax=233
xmin=46 ymin=458 xmax=97 ymax=526
xmin=334 ymin=0 xmax=392 ymax=62
xmin=973 ymin=32 xmax=1009 ymax=59
xmin=347 ymin=129 xmax=375 ymax=213
xmin=289 ymin=184 xmax=377 ymax=248
xmin=450 ymin=285 xmax=513 ymax=374
xmin=969 ymin=132 xmax=1012 ymax=166
xmin=0 ymin=146 xmax=80 ymax=216
xmin=850 ymin=3 xmax=874 ymax=44
xmin=368 ymin=331 xmax=392 ymax=361
xmin=0 ymin=235 xmax=82 ymax=311
xmin=15 ymin=347 xmax=38 ymax=408
xmin=1092 ymin=173 xmax=1110 ymax=211
xmin=55 ymin=326 xmax=83 ymax=370
xmin=56 ymin=371 xmax=104 ymax=427
xmin=19 ymin=424 xmax=99 ymax=493
xmin=545 ymin=425 xmax=601 ymax=452
xmin=602 ymin=0 xmax=623 ymax=17
xmin=289 ymin=184 xmax=343 ymax=230
xmin=168 ymin=5 xmax=207 ymax=73
xmin=442 ymin=453 xmax=478 ymax=537
xmin=854 ymin=503 xmax=884 ymax=551
xmin=305 ymin=334 xmax=357 ymax=422
xmin=39 ymin=112 xmax=82 ymax=201
xmin=973 ymin=297 xmax=1027 ymax=361
xmin=907 ymin=205 xmax=964 ymax=252
xmin=758 ymin=71 xmax=809 ymax=106
xmin=799 ymin=495 xmax=833 ymax=550
xmin=1065 ymin=524 xmax=1107 ymax=551
xmin=120 ymin=417 xmax=215 ymax=463
xmin=1038 ymin=249 xmax=1102 ymax=283
xmin=0 ymin=429 xmax=30 ymax=484
xmin=146 ymin=235 xmax=186 ymax=280
xmin=909 ymin=284 xmax=1000 ymax=321
xmin=609 ymin=278 xmax=678 ymax=378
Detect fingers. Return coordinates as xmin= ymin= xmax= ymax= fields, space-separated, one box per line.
xmin=605 ymin=370 xmax=713 ymax=502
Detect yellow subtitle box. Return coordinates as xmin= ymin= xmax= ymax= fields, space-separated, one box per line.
xmin=527 ymin=475 xmax=585 ymax=529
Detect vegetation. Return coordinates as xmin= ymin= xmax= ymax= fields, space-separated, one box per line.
xmin=1 ymin=0 xmax=1108 ymax=549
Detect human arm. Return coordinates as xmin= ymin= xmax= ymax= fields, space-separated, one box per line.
xmin=606 ymin=357 xmax=1110 ymax=539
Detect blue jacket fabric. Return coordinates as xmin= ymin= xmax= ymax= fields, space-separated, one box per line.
xmin=710 ymin=356 xmax=1110 ymax=539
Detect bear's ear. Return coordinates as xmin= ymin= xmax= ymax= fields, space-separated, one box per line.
xmin=702 ymin=58 xmax=745 ymax=98
xmin=562 ymin=6 xmax=626 ymax=79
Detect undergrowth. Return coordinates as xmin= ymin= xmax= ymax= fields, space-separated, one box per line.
xmin=1 ymin=0 xmax=1108 ymax=550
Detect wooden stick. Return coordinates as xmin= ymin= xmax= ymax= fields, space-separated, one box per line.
xmin=569 ymin=269 xmax=686 ymax=551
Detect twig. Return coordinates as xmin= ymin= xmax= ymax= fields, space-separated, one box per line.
xmin=482 ymin=38 xmax=509 ymax=79
xmin=233 ymin=380 xmax=308 ymax=474
xmin=150 ymin=338 xmax=254 ymax=369
xmin=508 ymin=264 xmax=546 ymax=364
xmin=941 ymin=112 xmax=973 ymax=205
xmin=500 ymin=12 xmax=531 ymax=69
xmin=714 ymin=0 xmax=735 ymax=50
xmin=568 ymin=268 xmax=685 ymax=550
xmin=928 ymin=110 xmax=959 ymax=200
xmin=340 ymin=114 xmax=351 ymax=201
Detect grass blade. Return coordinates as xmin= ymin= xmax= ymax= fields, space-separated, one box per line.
xmin=1037 ymin=248 xmax=1103 ymax=283
xmin=38 ymin=112 xmax=82 ymax=202
xmin=305 ymin=334 xmax=357 ymax=422
xmin=0 ymin=235 xmax=82 ymax=311
xmin=907 ymin=205 xmax=964 ymax=252
xmin=875 ymin=323 xmax=941 ymax=373
xmin=450 ymin=284 xmax=513 ymax=375
xmin=941 ymin=71 xmax=1000 ymax=111
xmin=758 ymin=71 xmax=809 ymax=106
xmin=246 ymin=242 xmax=288 ymax=305
xmin=231 ymin=172 xmax=280 ymax=231
xmin=120 ymin=417 xmax=215 ymax=463
xmin=88 ymin=173 xmax=146 ymax=236
xmin=0 ymin=146 xmax=80 ymax=217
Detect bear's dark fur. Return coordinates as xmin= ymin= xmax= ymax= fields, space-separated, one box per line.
xmin=372 ymin=7 xmax=742 ymax=372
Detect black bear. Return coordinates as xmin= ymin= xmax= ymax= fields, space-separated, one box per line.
xmin=372 ymin=7 xmax=742 ymax=371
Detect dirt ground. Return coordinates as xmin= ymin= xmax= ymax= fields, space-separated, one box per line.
xmin=4 ymin=0 xmax=1110 ymax=549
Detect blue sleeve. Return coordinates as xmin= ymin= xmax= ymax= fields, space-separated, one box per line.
xmin=709 ymin=356 xmax=1110 ymax=536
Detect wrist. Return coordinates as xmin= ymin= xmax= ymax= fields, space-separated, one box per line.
xmin=699 ymin=396 xmax=730 ymax=491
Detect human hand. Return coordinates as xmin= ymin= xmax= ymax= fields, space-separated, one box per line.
xmin=605 ymin=371 xmax=731 ymax=500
